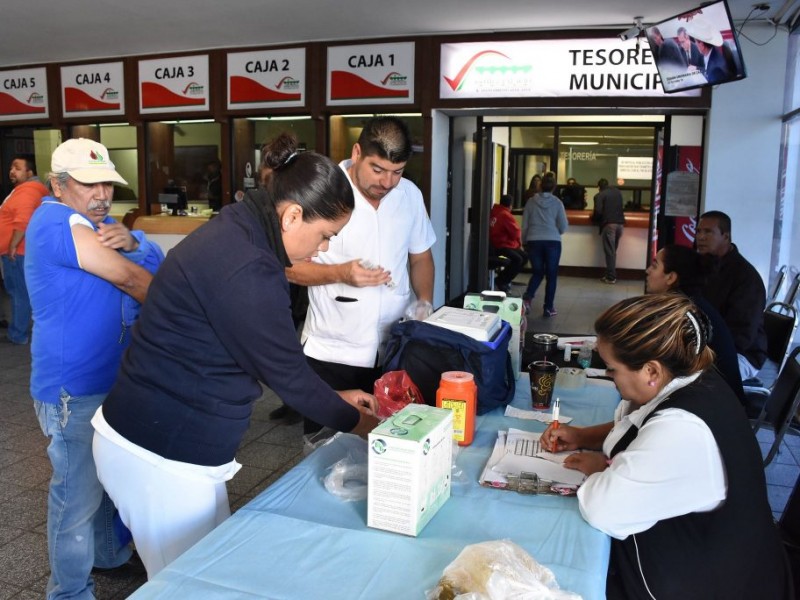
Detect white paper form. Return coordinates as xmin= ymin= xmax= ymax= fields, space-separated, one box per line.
xmin=504 ymin=405 xmax=573 ymax=423
xmin=480 ymin=429 xmax=586 ymax=487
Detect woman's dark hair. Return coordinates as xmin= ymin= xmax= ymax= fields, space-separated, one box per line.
xmin=527 ymin=174 xmax=542 ymax=191
xmin=595 ymin=293 xmax=715 ymax=377
xmin=261 ymin=132 xmax=354 ymax=222
xmin=541 ymin=172 xmax=557 ymax=193
xmin=661 ymin=244 xmax=713 ymax=297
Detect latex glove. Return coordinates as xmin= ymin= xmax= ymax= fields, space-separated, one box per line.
xmin=404 ymin=300 xmax=433 ymax=321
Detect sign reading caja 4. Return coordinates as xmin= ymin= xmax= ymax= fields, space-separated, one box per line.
xmin=139 ymin=55 xmax=210 ymax=114
xmin=61 ymin=62 xmax=125 ymax=118
xmin=0 ymin=67 xmax=48 ymax=122
xmin=327 ymin=42 xmax=414 ymax=106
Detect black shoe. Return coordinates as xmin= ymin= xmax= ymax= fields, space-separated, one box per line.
xmin=269 ymin=404 xmax=302 ymax=424
xmin=92 ymin=550 xmax=146 ymax=579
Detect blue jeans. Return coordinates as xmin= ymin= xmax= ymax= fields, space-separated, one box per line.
xmin=1 ymin=254 xmax=31 ymax=344
xmin=524 ymin=240 xmax=562 ymax=311
xmin=34 ymin=392 xmax=132 ymax=600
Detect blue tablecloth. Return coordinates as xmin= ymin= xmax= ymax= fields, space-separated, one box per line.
xmin=131 ymin=375 xmax=620 ymax=599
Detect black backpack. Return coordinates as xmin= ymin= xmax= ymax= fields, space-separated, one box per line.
xmin=383 ymin=320 xmax=515 ymax=415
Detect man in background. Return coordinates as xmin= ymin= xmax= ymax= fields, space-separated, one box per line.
xmin=677 ymin=26 xmax=705 ymax=72
xmin=489 ymin=194 xmax=527 ymax=292
xmin=26 ymin=138 xmax=163 ymax=600
xmin=696 ymin=210 xmax=767 ymax=381
xmin=0 ymin=154 xmax=47 ymax=344
xmin=287 ymin=116 xmax=436 ymax=434
xmin=592 ymin=178 xmax=625 ymax=284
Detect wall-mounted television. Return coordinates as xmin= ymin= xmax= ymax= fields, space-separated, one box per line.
xmin=644 ymin=0 xmax=746 ymax=94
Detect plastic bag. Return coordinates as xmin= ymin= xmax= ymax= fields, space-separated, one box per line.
xmin=426 ymin=539 xmax=581 ymax=600
xmin=373 ymin=370 xmax=424 ymax=419
xmin=302 ymin=426 xmax=339 ymax=456
xmin=322 ymin=441 xmax=369 ymax=502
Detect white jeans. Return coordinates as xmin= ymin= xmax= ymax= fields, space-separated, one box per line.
xmin=92 ymin=424 xmax=232 ymax=578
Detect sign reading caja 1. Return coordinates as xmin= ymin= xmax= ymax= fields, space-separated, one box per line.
xmin=61 ymin=62 xmax=125 ymax=118
xmin=0 ymin=67 xmax=48 ymax=122
xmin=440 ymin=39 xmax=701 ymax=99
xmin=327 ymin=42 xmax=414 ymax=106
xmin=227 ymin=48 xmax=305 ymax=110
xmin=139 ymin=55 xmax=210 ymax=114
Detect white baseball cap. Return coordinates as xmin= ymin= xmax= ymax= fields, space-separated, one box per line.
xmin=51 ymin=138 xmax=127 ymax=185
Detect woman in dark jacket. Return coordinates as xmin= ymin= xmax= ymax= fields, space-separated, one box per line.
xmin=645 ymin=243 xmax=745 ymax=404
xmin=92 ymin=133 xmax=379 ymax=578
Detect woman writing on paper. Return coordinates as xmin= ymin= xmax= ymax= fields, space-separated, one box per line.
xmin=541 ymin=294 xmax=790 ymax=599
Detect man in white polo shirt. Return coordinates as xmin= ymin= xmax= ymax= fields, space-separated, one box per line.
xmin=287 ymin=116 xmax=435 ymax=433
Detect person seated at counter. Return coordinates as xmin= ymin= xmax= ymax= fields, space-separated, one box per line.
xmin=91 ymin=133 xmax=379 ymax=579
xmin=523 ymin=173 xmax=541 ymax=201
xmin=645 ymin=244 xmax=745 ymax=405
xmin=558 ymin=177 xmax=587 ymax=210
xmin=541 ymin=294 xmax=791 ymax=599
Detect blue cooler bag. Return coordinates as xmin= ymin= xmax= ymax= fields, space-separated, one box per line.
xmin=383 ymin=319 xmax=515 ymax=414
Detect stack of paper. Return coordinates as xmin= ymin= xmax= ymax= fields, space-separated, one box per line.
xmin=479 ymin=428 xmax=586 ymax=489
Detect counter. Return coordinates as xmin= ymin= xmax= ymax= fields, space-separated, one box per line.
xmin=131 ymin=214 xmax=210 ymax=254
xmin=512 ymin=210 xmax=650 ymax=273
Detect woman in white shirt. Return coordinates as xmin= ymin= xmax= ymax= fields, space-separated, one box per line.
xmin=541 ymin=293 xmax=790 ymax=599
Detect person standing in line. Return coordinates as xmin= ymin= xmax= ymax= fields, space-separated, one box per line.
xmin=287 ymin=116 xmax=436 ymax=435
xmin=489 ymin=193 xmax=527 ymax=293
xmin=0 ymin=154 xmax=47 ymax=344
xmin=695 ymin=210 xmax=767 ymax=381
xmin=521 ymin=172 xmax=567 ymax=317
xmin=25 ymin=138 xmax=164 ymax=600
xmin=92 ymin=133 xmax=379 ymax=578
xmin=592 ymin=178 xmax=625 ymax=284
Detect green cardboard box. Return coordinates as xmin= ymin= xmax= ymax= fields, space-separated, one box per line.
xmin=367 ymin=404 xmax=453 ymax=536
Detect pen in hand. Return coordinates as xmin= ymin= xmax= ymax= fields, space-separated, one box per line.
xmin=549 ymin=398 xmax=560 ymax=452
xmin=552 ymin=397 xmax=560 ymax=430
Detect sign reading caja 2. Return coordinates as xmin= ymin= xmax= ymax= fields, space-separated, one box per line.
xmin=0 ymin=67 xmax=48 ymax=122
xmin=227 ymin=48 xmax=306 ymax=110
xmin=440 ymin=39 xmax=701 ymax=99
xmin=327 ymin=42 xmax=414 ymax=106
xmin=61 ymin=62 xmax=125 ymax=118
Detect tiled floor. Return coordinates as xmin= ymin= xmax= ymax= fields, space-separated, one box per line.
xmin=0 ymin=275 xmax=796 ymax=598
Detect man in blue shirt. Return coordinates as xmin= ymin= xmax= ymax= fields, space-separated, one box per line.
xmin=25 ymin=138 xmax=163 ymax=600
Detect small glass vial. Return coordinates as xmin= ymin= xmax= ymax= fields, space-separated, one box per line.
xmin=436 ymin=371 xmax=477 ymax=446
xmin=578 ymin=341 xmax=593 ymax=369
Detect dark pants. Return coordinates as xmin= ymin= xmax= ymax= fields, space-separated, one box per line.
xmin=601 ymin=224 xmax=624 ymax=279
xmin=524 ymin=240 xmax=562 ymax=311
xmin=303 ymin=356 xmax=382 ymax=434
xmin=492 ymin=247 xmax=528 ymax=288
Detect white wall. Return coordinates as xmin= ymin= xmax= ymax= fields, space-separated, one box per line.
xmin=430 ymin=111 xmax=449 ymax=308
xmin=703 ymin=27 xmax=789 ymax=285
